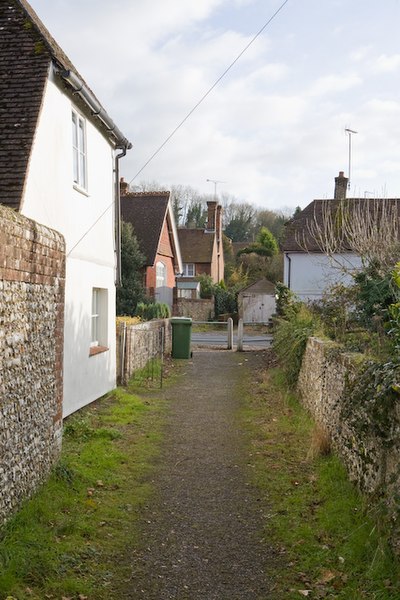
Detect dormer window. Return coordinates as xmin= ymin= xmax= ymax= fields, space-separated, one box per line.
xmin=72 ymin=110 xmax=87 ymax=191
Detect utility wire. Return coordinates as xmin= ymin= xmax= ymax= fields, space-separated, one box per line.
xmin=128 ymin=0 xmax=290 ymax=184
xmin=67 ymin=0 xmax=290 ymax=257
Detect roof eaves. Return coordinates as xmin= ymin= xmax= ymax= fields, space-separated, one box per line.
xmin=16 ymin=0 xmax=131 ymax=150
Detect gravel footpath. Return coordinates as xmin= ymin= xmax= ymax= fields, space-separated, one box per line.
xmin=127 ymin=350 xmax=273 ymax=599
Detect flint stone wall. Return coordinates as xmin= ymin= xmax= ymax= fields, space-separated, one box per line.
xmin=297 ymin=337 xmax=398 ymax=495
xmin=174 ymin=298 xmax=214 ymax=321
xmin=0 ymin=206 xmax=65 ymax=524
xmin=117 ymin=319 xmax=171 ymax=384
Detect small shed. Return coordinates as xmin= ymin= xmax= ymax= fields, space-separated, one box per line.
xmin=238 ymin=279 xmax=276 ymax=323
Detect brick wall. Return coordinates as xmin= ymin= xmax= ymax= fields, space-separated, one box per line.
xmin=116 ymin=318 xmax=171 ymax=384
xmin=0 ymin=205 xmax=65 ymax=524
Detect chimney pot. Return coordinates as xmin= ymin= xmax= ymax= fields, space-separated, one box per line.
xmin=120 ymin=177 xmax=129 ymax=196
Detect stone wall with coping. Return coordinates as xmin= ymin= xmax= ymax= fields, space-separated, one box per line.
xmin=297 ymin=337 xmax=397 ymax=496
xmin=0 ymin=205 xmax=65 ymax=524
xmin=117 ymin=318 xmax=171 ymax=384
xmin=173 ymin=298 xmax=214 ymax=321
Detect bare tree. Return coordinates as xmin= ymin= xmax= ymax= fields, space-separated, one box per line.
xmin=297 ymin=198 xmax=400 ymax=276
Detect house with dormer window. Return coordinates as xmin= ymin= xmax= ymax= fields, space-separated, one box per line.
xmin=0 ymin=0 xmax=131 ymax=416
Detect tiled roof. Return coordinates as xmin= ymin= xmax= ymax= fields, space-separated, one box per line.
xmin=282 ymin=197 xmax=400 ymax=252
xmin=121 ymin=192 xmax=170 ymax=266
xmin=0 ymin=1 xmax=51 ymax=208
xmin=239 ymin=278 xmax=276 ymax=295
xmin=0 ymin=0 xmax=128 ymax=210
xmin=177 ymin=228 xmax=214 ymax=263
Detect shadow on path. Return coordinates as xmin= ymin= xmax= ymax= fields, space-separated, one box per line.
xmin=128 ymin=350 xmax=273 ymax=599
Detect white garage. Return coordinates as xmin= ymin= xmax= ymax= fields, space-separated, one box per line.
xmin=238 ymin=279 xmax=276 ymax=324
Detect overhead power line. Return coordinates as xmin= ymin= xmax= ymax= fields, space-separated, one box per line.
xmin=128 ymin=0 xmax=290 ymax=184
xmin=67 ymin=0 xmax=290 ymax=257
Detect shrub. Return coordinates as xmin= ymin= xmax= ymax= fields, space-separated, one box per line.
xmin=135 ymin=302 xmax=171 ymax=320
xmin=275 ymin=282 xmax=300 ymax=318
xmin=116 ymin=222 xmax=146 ymax=316
xmin=214 ymin=284 xmax=238 ymax=318
xmin=309 ymin=283 xmax=357 ymax=341
xmin=273 ymin=305 xmax=318 ymax=387
xmin=197 ymin=274 xmax=214 ymax=299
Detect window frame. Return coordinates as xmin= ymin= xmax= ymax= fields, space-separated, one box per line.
xmin=90 ymin=288 xmax=108 ymax=355
xmin=183 ymin=263 xmax=195 ymax=277
xmin=72 ymin=109 xmax=87 ymax=192
xmin=156 ymin=261 xmax=167 ymax=288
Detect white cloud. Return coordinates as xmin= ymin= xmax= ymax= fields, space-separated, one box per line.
xmin=308 ymin=74 xmax=363 ymax=97
xmin=373 ymin=53 xmax=400 ymax=72
xmin=27 ymin=0 xmax=400 ymax=209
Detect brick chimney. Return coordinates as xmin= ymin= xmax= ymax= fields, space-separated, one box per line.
xmin=206 ymin=201 xmax=217 ymax=231
xmin=334 ymin=171 xmax=348 ymax=200
xmin=120 ymin=177 xmax=129 ymax=196
xmin=216 ymin=204 xmax=222 ymax=240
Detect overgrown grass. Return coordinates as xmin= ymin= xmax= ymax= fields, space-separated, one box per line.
xmin=0 ymin=386 xmax=167 ymax=600
xmin=241 ymin=366 xmax=400 ymax=599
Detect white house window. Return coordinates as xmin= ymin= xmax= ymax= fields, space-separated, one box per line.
xmin=156 ymin=261 xmax=167 ymax=288
xmin=183 ymin=263 xmax=195 ymax=277
xmin=90 ymin=288 xmax=108 ymax=353
xmin=72 ymin=110 xmax=87 ymax=190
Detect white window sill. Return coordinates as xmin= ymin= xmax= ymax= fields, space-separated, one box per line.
xmin=73 ymin=184 xmax=89 ymax=197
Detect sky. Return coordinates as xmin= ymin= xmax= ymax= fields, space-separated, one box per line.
xmin=29 ymin=0 xmax=400 ymax=211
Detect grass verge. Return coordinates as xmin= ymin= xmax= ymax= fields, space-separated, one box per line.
xmin=0 ymin=372 xmax=170 ymax=600
xmin=241 ymin=363 xmax=400 ymax=599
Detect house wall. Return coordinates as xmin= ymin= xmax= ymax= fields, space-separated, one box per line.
xmin=210 ymin=235 xmax=219 ymax=283
xmin=158 ymin=219 xmax=174 ymax=259
xmin=195 ymin=263 xmax=211 ymax=277
xmin=0 ymin=206 xmax=65 ymax=524
xmin=145 ymin=221 xmax=176 ymax=307
xmin=284 ymin=252 xmax=362 ymax=301
xmin=20 ymin=69 xmax=117 ymax=417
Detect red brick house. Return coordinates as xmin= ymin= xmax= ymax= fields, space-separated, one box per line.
xmin=177 ymin=201 xmax=224 ymax=298
xmin=120 ymin=189 xmax=182 ymax=307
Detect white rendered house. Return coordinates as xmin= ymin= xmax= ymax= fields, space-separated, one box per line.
xmin=0 ymin=0 xmax=131 ymax=416
xmin=283 ymin=173 xmax=369 ymax=302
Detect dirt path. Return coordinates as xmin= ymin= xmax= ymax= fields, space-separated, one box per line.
xmin=127 ymin=350 xmax=274 ymax=599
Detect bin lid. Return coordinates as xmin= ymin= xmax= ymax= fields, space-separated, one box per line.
xmin=170 ymin=317 xmax=192 ymax=324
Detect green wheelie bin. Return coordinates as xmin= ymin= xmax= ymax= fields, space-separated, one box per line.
xmin=171 ymin=317 xmax=192 ymax=358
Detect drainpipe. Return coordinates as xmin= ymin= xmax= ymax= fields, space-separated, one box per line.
xmin=286 ymin=253 xmax=292 ymax=289
xmin=115 ymin=147 xmax=127 ymax=286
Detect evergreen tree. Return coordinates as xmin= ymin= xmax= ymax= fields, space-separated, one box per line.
xmin=116 ymin=222 xmax=146 ymax=316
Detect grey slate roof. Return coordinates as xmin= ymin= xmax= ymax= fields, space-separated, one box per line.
xmin=0 ymin=0 xmax=128 ymax=209
xmin=282 ymin=197 xmax=400 ymax=252
xmin=121 ymin=192 xmax=170 ymax=266
xmin=177 ymin=228 xmax=214 ymax=263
